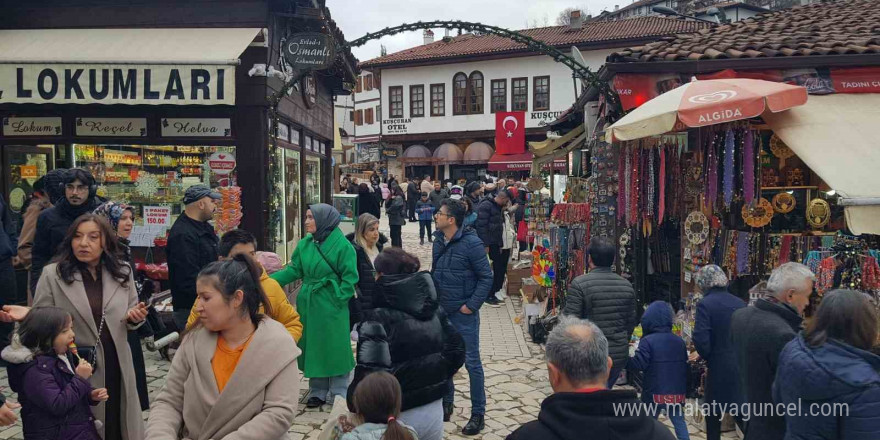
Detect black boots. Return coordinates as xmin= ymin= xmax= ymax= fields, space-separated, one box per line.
xmin=462 ymin=414 xmax=485 ymax=435
xmin=305 ymin=397 xmax=324 ymax=408
xmin=443 ymin=402 xmax=453 ymax=422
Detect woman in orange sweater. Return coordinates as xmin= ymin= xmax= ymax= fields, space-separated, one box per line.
xmin=146 ymin=253 xmax=301 ymax=440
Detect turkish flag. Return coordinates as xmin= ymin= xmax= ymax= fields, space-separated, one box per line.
xmin=495 ymin=111 xmax=526 ymax=155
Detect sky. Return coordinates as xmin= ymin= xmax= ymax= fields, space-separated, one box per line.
xmin=329 ymin=0 xmax=629 ymax=62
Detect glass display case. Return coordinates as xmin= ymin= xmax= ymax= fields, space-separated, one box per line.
xmin=332 ymin=193 xmax=358 ymax=235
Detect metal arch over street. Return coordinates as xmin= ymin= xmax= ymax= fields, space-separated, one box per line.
xmin=344 ymin=20 xmax=620 ymax=111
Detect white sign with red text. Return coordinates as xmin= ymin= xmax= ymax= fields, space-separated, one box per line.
xmin=208 ymin=151 xmax=236 ymax=175
xmin=143 ymin=206 xmax=172 ymax=227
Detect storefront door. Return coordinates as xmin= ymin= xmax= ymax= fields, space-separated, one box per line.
xmin=2 ymin=145 xmax=55 ymax=224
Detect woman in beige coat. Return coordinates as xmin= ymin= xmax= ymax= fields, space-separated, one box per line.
xmin=146 ymin=253 xmax=301 ymax=440
xmin=32 ymin=214 xmax=148 ymax=440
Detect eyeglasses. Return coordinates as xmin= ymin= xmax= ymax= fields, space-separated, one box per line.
xmin=66 ymin=184 xmax=89 ymax=193
xmin=434 ymin=211 xmax=450 ymax=218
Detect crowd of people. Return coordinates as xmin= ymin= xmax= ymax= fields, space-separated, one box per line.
xmin=0 ymin=167 xmax=877 ymax=440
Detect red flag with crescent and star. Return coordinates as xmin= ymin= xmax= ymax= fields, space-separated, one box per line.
xmin=495 ymin=111 xmax=526 ymax=155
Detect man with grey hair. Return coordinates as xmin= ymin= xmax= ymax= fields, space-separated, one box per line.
xmin=507 ymin=317 xmax=674 ymax=440
xmin=730 ymin=262 xmax=815 ymax=440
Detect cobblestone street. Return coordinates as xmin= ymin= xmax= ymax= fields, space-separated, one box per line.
xmin=0 ymin=218 xmax=735 ymax=440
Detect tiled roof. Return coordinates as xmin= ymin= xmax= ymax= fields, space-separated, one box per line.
xmin=359 ymin=17 xmax=711 ymax=67
xmin=608 ymin=0 xmax=880 ymax=63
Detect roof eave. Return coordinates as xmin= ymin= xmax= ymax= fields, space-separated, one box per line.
xmin=606 ymin=53 xmax=880 ymax=74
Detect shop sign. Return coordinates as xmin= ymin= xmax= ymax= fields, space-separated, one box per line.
xmin=302 ymin=74 xmax=317 ymax=109
xmin=285 ymin=33 xmax=336 ymax=71
xmin=20 ymin=165 xmax=38 ymax=178
xmin=208 ymin=151 xmax=236 ymax=174
xmin=384 ymin=118 xmax=410 ymax=135
xmin=143 ymin=205 xmax=172 ymax=227
xmin=0 ymin=65 xmax=234 ymax=105
xmin=277 ymin=123 xmax=290 ymax=142
xmin=530 ymin=110 xmax=565 ymax=126
xmin=2 ymin=117 xmax=62 ymax=136
xmin=381 ymin=148 xmax=398 ymax=159
xmin=75 ymin=117 xmax=147 ymax=137
xmin=161 ymin=118 xmax=231 ymax=137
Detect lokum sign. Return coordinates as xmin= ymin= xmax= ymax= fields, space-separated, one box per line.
xmin=143 ymin=206 xmax=172 ymax=227
xmin=0 ymin=65 xmax=234 ymax=105
xmin=285 ymin=33 xmax=336 ymax=70
xmin=2 ymin=117 xmax=62 ymax=136
xmin=161 ymin=118 xmax=231 ymax=137
xmin=76 ymin=118 xmax=147 ymax=137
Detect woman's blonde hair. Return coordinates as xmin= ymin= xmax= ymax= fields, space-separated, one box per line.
xmin=355 ymin=213 xmax=380 ymax=250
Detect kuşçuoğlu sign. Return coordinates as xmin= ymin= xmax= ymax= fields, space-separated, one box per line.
xmin=285 ymin=33 xmax=336 ymax=71
xmin=0 ymin=65 xmax=235 ymax=105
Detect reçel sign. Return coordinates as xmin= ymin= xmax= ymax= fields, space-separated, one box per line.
xmin=285 ymin=33 xmax=336 ymax=71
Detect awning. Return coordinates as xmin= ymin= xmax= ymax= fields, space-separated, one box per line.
xmin=531 ymin=130 xmax=587 ymax=175
xmin=0 ymin=28 xmax=261 ymax=105
xmin=764 ymin=94 xmax=880 ymax=235
xmin=401 ymin=144 xmax=437 ymax=166
xmin=433 ymin=143 xmax=464 ymax=164
xmin=488 ymin=153 xmax=566 ymax=172
xmin=530 ymin=124 xmax=584 ymax=157
xmin=463 ymin=142 xmax=495 ymax=164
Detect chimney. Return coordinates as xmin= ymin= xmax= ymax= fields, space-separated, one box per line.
xmin=423 ymin=29 xmax=435 ymax=45
xmin=569 ymin=9 xmax=583 ymax=30
xmin=614 ymin=5 xmax=619 ymax=11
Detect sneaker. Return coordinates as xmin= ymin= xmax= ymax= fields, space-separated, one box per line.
xmin=484 ymin=297 xmax=502 ymax=308
xmin=305 ymin=397 xmax=325 ymax=408
xmin=462 ymin=414 xmax=485 ymax=435
xmin=443 ymin=402 xmax=454 ymax=422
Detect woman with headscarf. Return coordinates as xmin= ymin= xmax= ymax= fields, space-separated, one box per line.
xmin=357 ymin=183 xmax=381 ymax=220
xmin=93 ymin=201 xmax=151 ymax=412
xmin=692 ymin=264 xmax=746 ymax=440
xmin=271 ymin=204 xmax=358 ymax=408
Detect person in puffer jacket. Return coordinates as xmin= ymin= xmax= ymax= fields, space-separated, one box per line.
xmin=348 ymin=247 xmax=464 ymax=440
xmin=773 ymin=289 xmax=880 ymax=440
xmin=628 ymin=301 xmax=689 ymax=440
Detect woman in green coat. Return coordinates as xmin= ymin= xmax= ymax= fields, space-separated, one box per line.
xmin=271 ymin=203 xmax=358 ymax=408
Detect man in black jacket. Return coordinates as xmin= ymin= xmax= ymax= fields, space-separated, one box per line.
xmin=30 ymin=168 xmax=100 ymax=292
xmin=507 ymin=316 xmax=674 ymax=440
xmin=475 ymin=189 xmax=510 ymax=308
xmin=428 ymin=181 xmax=448 ymax=211
xmin=730 ymin=262 xmax=814 ymax=440
xmin=563 ymin=237 xmax=636 ymax=388
xmin=166 ymin=184 xmax=220 ymax=331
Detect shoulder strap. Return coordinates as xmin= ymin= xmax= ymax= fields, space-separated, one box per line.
xmin=314 ymin=242 xmax=342 ymax=282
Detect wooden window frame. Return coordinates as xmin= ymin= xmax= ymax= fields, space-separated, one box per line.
xmin=468 ymin=71 xmax=484 ymax=115
xmin=365 ymin=108 xmax=374 ymax=125
xmin=376 ymin=105 xmax=382 ymax=123
xmin=354 ymin=109 xmax=363 ymax=126
xmin=430 ymin=83 xmax=445 ymax=117
xmin=365 ymin=75 xmax=373 ymax=91
xmin=356 ymin=77 xmax=363 ymax=93
xmin=452 ymin=72 xmax=468 ymax=116
xmin=490 ymin=79 xmax=507 ymax=113
xmin=511 ymin=77 xmax=529 ymax=112
xmin=389 ymin=86 xmax=404 ymax=119
xmin=533 ymin=76 xmax=550 ymax=111
xmin=349 ymin=111 xmax=354 ymax=122
xmin=410 ymin=84 xmax=425 ymax=118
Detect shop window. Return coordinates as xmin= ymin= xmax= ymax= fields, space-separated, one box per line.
xmin=365 ymin=108 xmax=374 ymax=125
xmin=291 ymin=128 xmax=301 ymax=145
xmin=355 ymin=109 xmax=363 ymax=126
xmin=71 ymin=144 xmax=237 ymax=245
xmin=349 ymin=111 xmax=354 ymax=122
xmin=468 ymin=71 xmax=484 ymax=114
xmin=305 ymin=155 xmax=323 ymax=206
xmin=2 ymin=145 xmax=54 ymax=224
xmin=453 ymin=72 xmax=468 ymax=115
xmin=491 ymin=79 xmax=507 ymax=113
xmin=534 ymin=76 xmax=550 ymax=111
xmin=410 ymin=85 xmax=425 ymax=118
xmin=430 ymin=84 xmax=445 ymax=116
xmin=376 ymin=105 xmax=382 ymax=123
xmin=284 ymin=149 xmax=301 ymax=259
xmin=389 ymin=86 xmax=404 ymax=118
xmin=512 ymin=77 xmax=528 ymax=111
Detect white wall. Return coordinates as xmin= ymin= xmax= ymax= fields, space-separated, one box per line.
xmin=376 ymin=48 xmax=620 ymax=137
xmin=333 ymin=94 xmax=355 ymax=141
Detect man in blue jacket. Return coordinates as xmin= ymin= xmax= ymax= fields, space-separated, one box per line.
xmin=433 ymin=198 xmax=493 ymax=436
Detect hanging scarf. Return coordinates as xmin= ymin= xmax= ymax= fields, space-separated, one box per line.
xmin=723 ymin=129 xmax=735 ymax=208
xmin=736 ymin=231 xmax=750 ymax=274
xmin=618 ymin=143 xmax=628 ymax=223
xmin=630 ymin=146 xmax=640 ymax=227
xmin=624 ymin=145 xmax=632 ymax=226
xmin=705 ymin=133 xmax=719 ymax=212
xmin=659 ymin=145 xmax=666 ymax=224
xmin=743 ymin=130 xmax=755 ymax=205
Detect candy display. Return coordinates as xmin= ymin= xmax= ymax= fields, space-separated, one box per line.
xmin=214 ymin=186 xmax=243 ymax=235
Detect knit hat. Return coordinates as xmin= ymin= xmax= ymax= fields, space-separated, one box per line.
xmin=94 ymin=201 xmax=134 ymax=231
xmin=43 ymin=168 xmax=67 ymax=204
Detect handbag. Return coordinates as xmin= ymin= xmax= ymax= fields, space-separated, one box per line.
xmin=76 ymin=308 xmax=107 ymax=371
xmin=314 ymin=243 xmax=362 ymax=329
xmin=517 ymin=220 xmax=533 ymax=243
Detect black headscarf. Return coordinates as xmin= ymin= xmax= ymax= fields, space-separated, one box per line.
xmin=309 ymin=203 xmax=341 ymax=243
